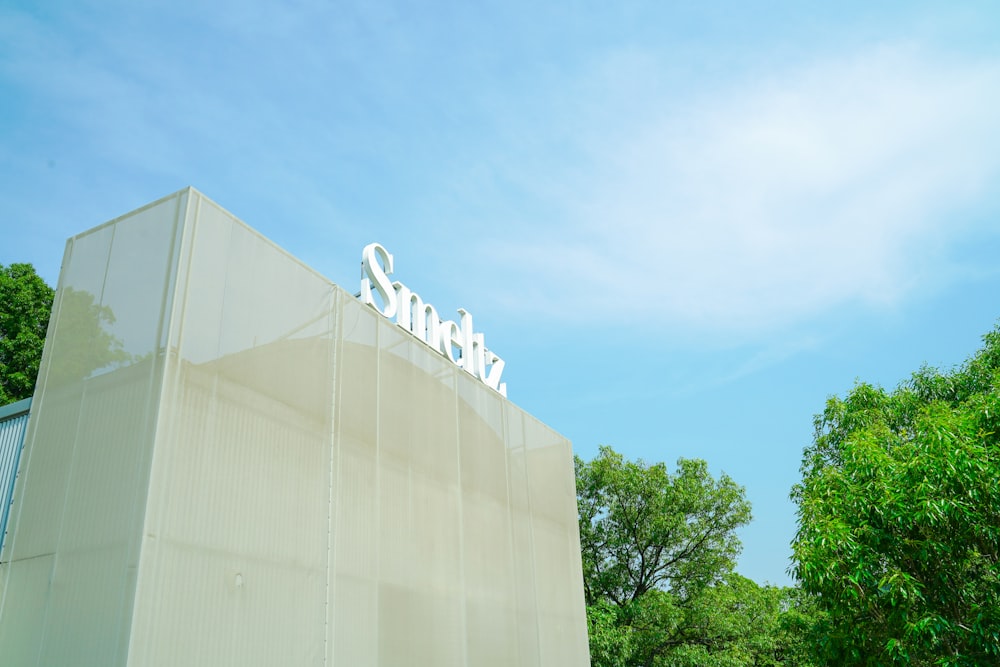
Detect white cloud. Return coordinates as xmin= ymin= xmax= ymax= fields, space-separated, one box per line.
xmin=4 ymin=6 xmax=998 ymax=345
xmin=482 ymin=44 xmax=1000 ymax=338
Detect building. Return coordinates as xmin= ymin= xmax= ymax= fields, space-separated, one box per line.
xmin=0 ymin=398 xmax=31 ymax=556
xmin=0 ymin=188 xmax=590 ymax=666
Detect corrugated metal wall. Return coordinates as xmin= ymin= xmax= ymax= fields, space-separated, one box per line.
xmin=0 ymin=398 xmax=31 ymax=558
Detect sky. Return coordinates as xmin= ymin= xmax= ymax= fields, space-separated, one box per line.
xmin=3 ymin=1 xmax=1000 ymax=586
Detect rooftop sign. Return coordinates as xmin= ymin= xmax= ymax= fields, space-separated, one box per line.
xmin=360 ymin=243 xmax=507 ymax=396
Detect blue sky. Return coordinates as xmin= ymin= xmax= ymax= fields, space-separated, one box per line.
xmin=3 ymin=1 xmax=1000 ymax=585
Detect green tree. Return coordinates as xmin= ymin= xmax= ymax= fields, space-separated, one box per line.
xmin=653 ymin=574 xmax=820 ymax=667
xmin=577 ymin=447 xmax=752 ymax=608
xmin=577 ymin=446 xmax=756 ymax=665
xmin=0 ymin=263 xmax=54 ymax=404
xmin=792 ymin=327 xmax=1000 ymax=666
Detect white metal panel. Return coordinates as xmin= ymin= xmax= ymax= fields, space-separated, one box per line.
xmin=0 ymin=191 xmax=188 ymax=666
xmin=0 ymin=189 xmax=590 ymax=667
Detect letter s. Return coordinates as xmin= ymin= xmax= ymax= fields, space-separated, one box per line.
xmin=360 ymin=243 xmax=397 ymax=318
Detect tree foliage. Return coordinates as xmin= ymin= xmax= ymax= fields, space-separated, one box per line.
xmin=792 ymin=327 xmax=1000 ymax=665
xmin=0 ymin=263 xmax=54 ymax=404
xmin=653 ymin=574 xmax=819 ymax=667
xmin=578 ymin=447 xmax=815 ymax=666
xmin=577 ymin=447 xmax=752 ymax=608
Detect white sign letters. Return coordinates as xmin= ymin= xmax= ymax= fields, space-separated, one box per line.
xmin=360 ymin=242 xmax=507 ymax=397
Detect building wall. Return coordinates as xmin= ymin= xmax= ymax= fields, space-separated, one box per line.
xmin=0 ymin=188 xmax=590 ymax=666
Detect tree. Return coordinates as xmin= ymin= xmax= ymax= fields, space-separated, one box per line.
xmin=577 ymin=447 xmax=752 ymax=607
xmin=653 ymin=574 xmax=820 ymax=667
xmin=0 ymin=263 xmax=54 ymax=404
xmin=791 ymin=327 xmax=1000 ymax=666
xmin=577 ymin=446 xmax=754 ymax=665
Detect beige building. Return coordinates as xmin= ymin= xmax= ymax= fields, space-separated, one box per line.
xmin=0 ymin=189 xmax=590 ymax=666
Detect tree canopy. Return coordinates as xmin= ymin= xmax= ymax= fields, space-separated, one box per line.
xmin=0 ymin=263 xmax=54 ymax=404
xmin=577 ymin=446 xmax=816 ymax=666
xmin=792 ymin=327 xmax=1000 ymax=665
xmin=577 ymin=447 xmax=751 ymax=608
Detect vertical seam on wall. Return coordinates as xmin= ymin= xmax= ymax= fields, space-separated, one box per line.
xmin=502 ymin=405 xmax=521 ymax=665
xmin=374 ymin=316 xmax=382 ymax=664
xmin=523 ymin=421 xmax=543 ymax=666
xmin=324 ymin=286 xmax=339 ymax=665
xmin=454 ymin=373 xmax=470 ymax=665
